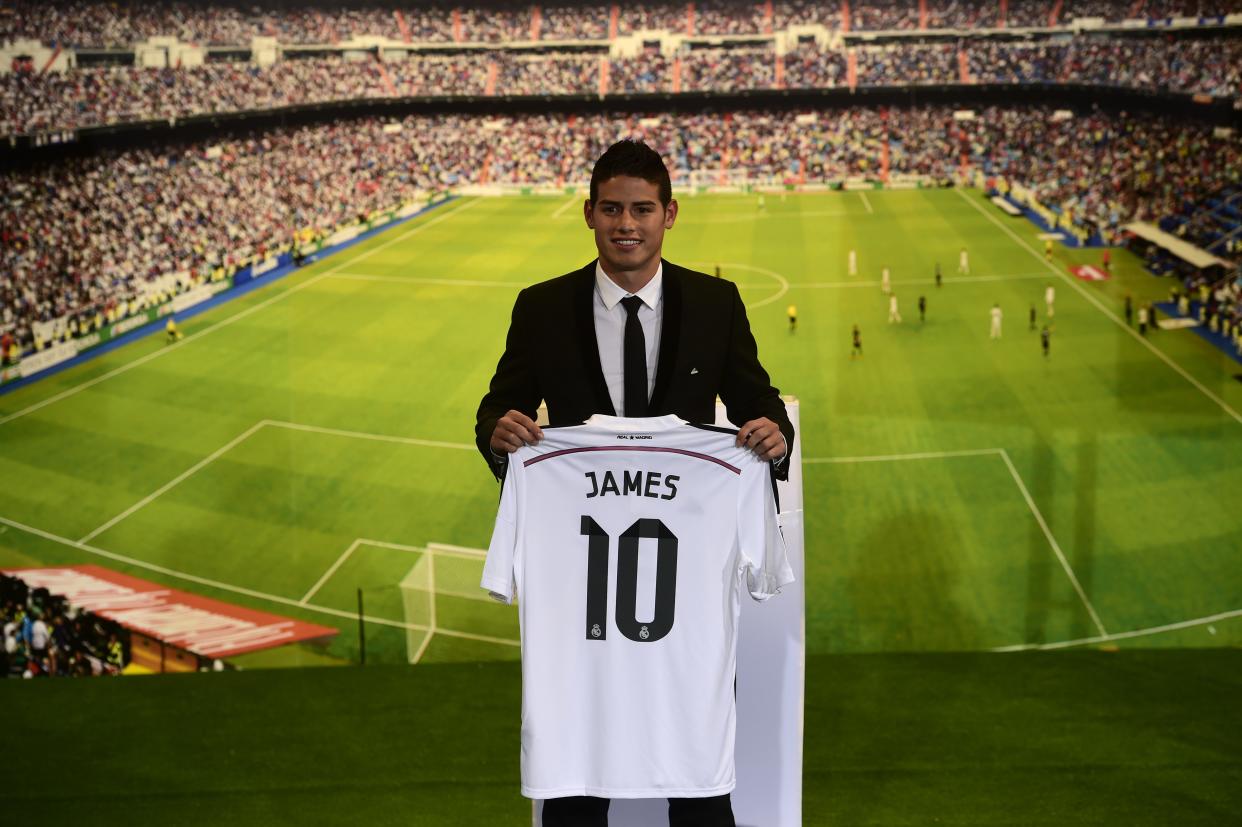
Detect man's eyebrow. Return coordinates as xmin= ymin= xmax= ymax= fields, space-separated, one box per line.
xmin=598 ymin=200 xmax=658 ymax=207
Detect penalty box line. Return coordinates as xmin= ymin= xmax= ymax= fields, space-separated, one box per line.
xmin=805 ymin=447 xmax=1109 ymax=639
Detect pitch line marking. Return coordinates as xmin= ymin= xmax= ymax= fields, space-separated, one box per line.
xmin=859 ymin=190 xmax=874 ymax=214
xmin=330 ymin=273 xmax=516 ymax=288
xmin=805 ymin=446 xmax=1109 ymax=638
xmin=78 ymin=420 xmax=271 ymax=545
xmin=411 ymin=549 xmax=438 ymax=664
xmin=0 ymin=197 xmax=485 ymax=429
xmin=686 ymin=260 xmax=790 ymax=310
xmin=791 ymin=273 xmax=1049 ymax=289
xmin=0 ymin=511 xmax=520 ymax=648
xmin=78 ymin=419 xmax=475 ymax=546
xmin=997 ymin=448 xmax=1108 ymax=638
xmin=991 ymin=607 xmax=1242 ymax=651
xmin=300 ymin=539 xmax=366 ymax=605
xmin=953 ymin=186 xmax=1241 ymax=426
xmin=552 ymin=195 xmax=580 ymax=218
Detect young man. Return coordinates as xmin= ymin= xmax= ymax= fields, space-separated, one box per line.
xmin=787 ymin=303 xmax=797 ymax=332
xmin=958 ymin=247 xmax=969 ymax=275
xmin=1044 ymin=238 xmax=1054 ymax=260
xmin=881 ymin=267 xmax=891 ymax=295
xmin=476 ymin=139 xmax=793 ymax=827
xmin=1045 ymin=284 xmax=1056 ymax=319
xmin=1124 ymin=293 xmax=1133 ymax=326
xmin=934 ymin=262 xmax=942 ymax=288
xmin=1029 ymin=305 xmax=1037 ymax=331
xmin=918 ymin=295 xmax=926 ymax=322
xmin=990 ymin=303 xmax=1003 ymax=339
xmin=1138 ymin=304 xmax=1149 ymax=336
xmin=1040 ymin=325 xmax=1050 ymax=357
xmin=851 ymin=323 xmax=863 ymax=358
xmin=848 ymin=248 xmax=857 ymax=276
xmin=888 ymin=293 xmax=902 ymax=324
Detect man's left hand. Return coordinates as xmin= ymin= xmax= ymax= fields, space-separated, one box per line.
xmin=737 ymin=417 xmax=786 ymax=463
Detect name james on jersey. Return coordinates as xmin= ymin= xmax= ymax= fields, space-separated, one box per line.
xmin=584 ymin=469 xmax=680 ymax=500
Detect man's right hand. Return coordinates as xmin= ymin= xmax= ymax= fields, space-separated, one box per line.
xmin=490 ymin=410 xmax=544 ymax=455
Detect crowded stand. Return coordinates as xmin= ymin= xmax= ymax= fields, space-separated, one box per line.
xmin=692 ymin=0 xmax=768 ymax=34
xmin=681 ymin=47 xmax=774 ymax=91
xmin=782 ymin=40 xmax=848 ymax=87
xmin=6 ymin=34 xmax=1242 ymax=137
xmin=494 ymin=51 xmax=598 ymax=95
xmin=607 ymin=49 xmax=671 ymax=92
xmin=856 ymin=42 xmax=959 ymax=85
xmin=541 ymin=3 xmax=611 ymax=40
xmin=774 ymin=0 xmax=843 ymax=28
xmin=5 ymin=0 xmax=1242 ymax=50
xmin=3 ymin=106 xmax=1239 ymax=356
xmin=1 ymin=573 xmax=127 ymax=678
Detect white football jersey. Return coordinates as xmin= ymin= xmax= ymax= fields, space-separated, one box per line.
xmin=481 ymin=414 xmax=793 ymax=800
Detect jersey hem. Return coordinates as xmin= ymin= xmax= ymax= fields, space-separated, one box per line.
xmin=524 ymin=781 xmax=735 ymax=800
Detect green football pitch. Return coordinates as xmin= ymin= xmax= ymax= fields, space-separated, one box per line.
xmin=4 ymin=188 xmax=1242 ymax=825
xmin=1 ymin=188 xmax=1240 ymax=664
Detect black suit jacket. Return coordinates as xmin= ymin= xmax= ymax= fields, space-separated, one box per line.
xmin=475 ymin=259 xmax=794 ymax=480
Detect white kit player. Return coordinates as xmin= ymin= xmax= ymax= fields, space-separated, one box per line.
xmin=881 ymin=267 xmax=891 ymax=295
xmin=482 ymin=414 xmax=792 ymax=805
xmin=848 ymin=249 xmax=857 ymax=276
xmin=888 ymin=294 xmax=901 ymax=324
xmin=990 ymin=303 xmax=1003 ymax=338
xmin=1045 ymin=284 xmax=1056 ymax=319
xmin=958 ymin=247 xmax=969 ymax=275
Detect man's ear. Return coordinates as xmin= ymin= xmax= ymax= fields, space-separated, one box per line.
xmin=583 ymin=199 xmax=594 ymax=228
xmin=664 ymin=199 xmax=678 ymax=229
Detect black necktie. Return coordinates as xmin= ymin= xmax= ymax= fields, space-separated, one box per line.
xmin=620 ymin=296 xmax=648 ymax=417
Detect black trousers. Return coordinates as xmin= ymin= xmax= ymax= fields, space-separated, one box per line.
xmin=542 ymin=794 xmax=735 ymax=827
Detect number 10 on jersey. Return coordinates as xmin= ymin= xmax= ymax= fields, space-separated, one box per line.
xmin=581 ymin=516 xmax=678 ymax=643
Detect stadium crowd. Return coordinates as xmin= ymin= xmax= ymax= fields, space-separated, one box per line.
xmin=4 ymin=35 xmax=1241 ymax=137
xmin=1 ymin=574 xmax=127 ymax=678
xmin=3 ymin=106 xmax=1239 ymax=354
xmin=5 ymin=0 xmax=1242 ymax=49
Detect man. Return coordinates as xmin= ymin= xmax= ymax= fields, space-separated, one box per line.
xmin=1124 ymin=292 xmax=1133 ymax=326
xmin=990 ymin=303 xmax=1003 ymax=339
xmin=1040 ymin=325 xmax=1051 ymax=358
xmin=851 ymin=323 xmax=862 ymax=359
xmin=888 ymin=293 xmax=901 ymax=324
xmin=881 ymin=267 xmax=891 ymax=295
xmin=1044 ymin=238 xmax=1054 ymax=260
xmin=475 ymin=139 xmax=792 ymax=827
xmin=958 ymin=246 xmax=969 ymax=275
xmin=1044 ymin=284 xmax=1055 ymax=319
xmin=918 ymin=295 xmax=926 ymax=323
xmin=1138 ymin=304 xmax=1148 ymax=336
xmin=787 ymin=303 xmax=797 ymax=332
xmin=1029 ymin=305 xmax=1037 ymax=331
xmin=934 ymin=262 xmax=941 ymax=288
xmin=848 ymin=248 xmax=857 ymax=276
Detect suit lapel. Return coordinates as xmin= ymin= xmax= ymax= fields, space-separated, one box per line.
xmin=650 ymin=260 xmax=681 ymax=413
xmin=574 ymin=262 xmax=616 ymax=416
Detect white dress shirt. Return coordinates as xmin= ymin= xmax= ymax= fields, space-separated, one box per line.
xmin=594 ymin=260 xmax=662 ymax=416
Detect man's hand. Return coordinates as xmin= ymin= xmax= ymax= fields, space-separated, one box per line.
xmin=490 ymin=410 xmax=544 ymax=455
xmin=737 ymin=417 xmax=786 ymax=462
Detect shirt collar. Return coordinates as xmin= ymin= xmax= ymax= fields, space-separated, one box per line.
xmin=595 ymin=260 xmax=663 ymax=311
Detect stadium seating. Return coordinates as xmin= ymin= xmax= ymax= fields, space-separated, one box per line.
xmin=1 ymin=1 xmax=1239 ymax=362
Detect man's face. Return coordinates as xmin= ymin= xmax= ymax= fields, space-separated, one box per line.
xmin=585 ymin=175 xmax=678 ymax=281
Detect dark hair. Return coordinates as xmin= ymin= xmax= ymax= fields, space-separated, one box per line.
xmin=589 ymin=139 xmax=672 ymax=206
